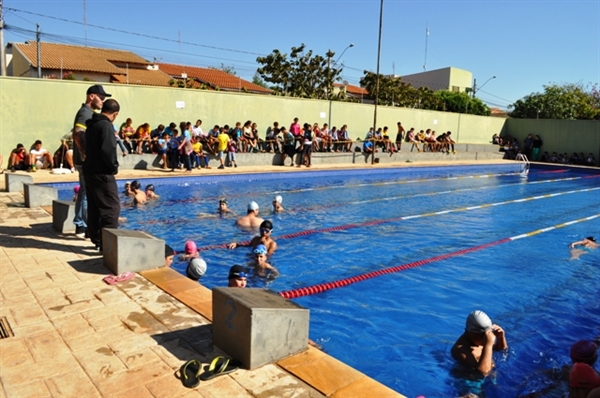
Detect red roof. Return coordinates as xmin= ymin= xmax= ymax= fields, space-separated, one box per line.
xmin=158 ymin=63 xmax=271 ymax=94
xmin=334 ymin=83 xmax=368 ymax=96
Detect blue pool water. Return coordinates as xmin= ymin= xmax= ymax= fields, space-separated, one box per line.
xmin=51 ymin=164 xmax=600 ymax=397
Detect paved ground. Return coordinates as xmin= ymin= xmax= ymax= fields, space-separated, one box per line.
xmin=0 ymin=160 xmax=509 ymax=397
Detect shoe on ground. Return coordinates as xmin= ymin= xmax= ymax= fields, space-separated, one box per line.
xmin=31 ymin=166 xmax=37 ymax=172
xmin=10 ymin=166 xmax=15 ymax=172
xmin=218 ymin=165 xmax=225 ymax=169
xmin=75 ymin=226 xmax=87 ymax=239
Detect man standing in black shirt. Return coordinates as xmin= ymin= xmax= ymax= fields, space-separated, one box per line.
xmin=83 ymin=99 xmax=120 ymax=252
xmin=72 ymin=84 xmax=111 ymax=238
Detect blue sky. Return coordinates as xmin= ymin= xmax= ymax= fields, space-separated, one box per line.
xmin=4 ymin=0 xmax=599 ymax=109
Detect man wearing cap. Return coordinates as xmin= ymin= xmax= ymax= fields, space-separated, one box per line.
xmin=229 ymin=220 xmax=277 ymax=256
xmin=235 ymin=201 xmax=264 ymax=228
xmin=218 ymin=199 xmax=234 ymax=216
xmin=451 ymin=310 xmax=508 ymax=376
xmin=72 ymin=84 xmax=111 ymax=238
xmin=83 ymin=98 xmax=121 ymax=252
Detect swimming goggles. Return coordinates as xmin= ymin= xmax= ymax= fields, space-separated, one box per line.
xmin=230 ymin=272 xmax=248 ymax=279
xmin=260 ymin=228 xmax=273 ymax=234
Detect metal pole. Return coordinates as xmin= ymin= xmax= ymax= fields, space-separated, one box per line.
xmin=36 ymin=24 xmax=41 ymax=78
xmin=372 ymin=0 xmax=384 ymax=165
xmin=0 ymin=0 xmax=6 ymax=76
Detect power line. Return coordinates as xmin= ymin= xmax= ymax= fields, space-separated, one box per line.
xmin=6 ymin=7 xmax=266 ymax=57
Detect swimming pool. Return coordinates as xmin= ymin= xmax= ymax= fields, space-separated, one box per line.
xmin=52 ymin=164 xmax=600 ymax=397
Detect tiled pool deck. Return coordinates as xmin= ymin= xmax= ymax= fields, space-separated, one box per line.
xmin=0 ymin=160 xmax=508 ymax=397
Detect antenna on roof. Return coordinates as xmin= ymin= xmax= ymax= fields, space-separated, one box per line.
xmin=423 ymin=23 xmax=429 ymax=71
xmin=83 ymin=0 xmax=87 ymax=46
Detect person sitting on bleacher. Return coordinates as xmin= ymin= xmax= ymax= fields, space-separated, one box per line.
xmin=338 ymin=124 xmax=353 ymax=153
xmin=135 ymin=123 xmax=151 ymax=154
xmin=119 ymin=118 xmax=135 ymax=153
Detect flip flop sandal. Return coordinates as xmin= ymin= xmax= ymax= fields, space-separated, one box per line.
xmin=180 ymin=359 xmax=202 ymax=388
xmin=199 ymin=356 xmax=240 ymax=381
xmin=102 ymin=272 xmax=135 ymax=285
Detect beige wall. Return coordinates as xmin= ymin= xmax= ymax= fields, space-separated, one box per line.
xmin=504 ymin=119 xmax=600 ymax=159
xmin=3 ymin=76 xmax=596 ymax=165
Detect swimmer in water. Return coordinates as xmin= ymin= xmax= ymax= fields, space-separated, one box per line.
xmin=131 ymin=180 xmax=147 ymax=205
xmin=198 ymin=198 xmax=235 ymax=218
xmin=235 ymin=201 xmax=264 ymax=229
xmin=249 ymin=244 xmax=279 ymax=278
xmin=451 ymin=310 xmax=508 ymax=377
xmin=569 ymin=236 xmax=599 ymax=260
xmin=145 ymin=184 xmax=159 ymax=199
xmin=123 ymin=182 xmax=132 ymax=196
xmin=227 ymin=265 xmax=248 ymax=288
xmin=272 ymin=195 xmax=284 ymax=213
xmin=228 ymin=220 xmax=277 ymax=256
xmin=218 ymin=198 xmax=234 ymax=216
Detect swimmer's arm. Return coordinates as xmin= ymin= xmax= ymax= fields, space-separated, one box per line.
xmin=268 ymin=241 xmax=278 ymax=256
xmin=228 ymin=240 xmax=251 ymax=250
xmin=267 ymin=264 xmax=279 ymax=277
xmin=492 ymin=324 xmax=508 ymax=351
xmin=569 ymin=240 xmax=585 ymax=249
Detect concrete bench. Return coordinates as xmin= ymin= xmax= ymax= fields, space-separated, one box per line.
xmin=212 ymin=287 xmax=309 ymax=369
xmin=23 ymin=184 xmax=58 ymax=208
xmin=5 ymin=173 xmax=34 ymax=193
xmin=52 ymin=200 xmax=76 ymax=233
xmin=102 ymin=229 xmax=165 ymax=275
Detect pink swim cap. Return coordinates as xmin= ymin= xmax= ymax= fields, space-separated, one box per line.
xmin=74 ymin=185 xmax=80 ymax=194
xmin=184 ymin=240 xmax=197 ymax=255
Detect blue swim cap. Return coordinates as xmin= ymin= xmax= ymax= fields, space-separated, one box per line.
xmin=253 ymin=244 xmax=267 ymax=255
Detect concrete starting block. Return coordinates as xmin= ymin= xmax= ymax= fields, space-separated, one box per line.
xmin=102 ymin=229 xmax=165 ymax=275
xmin=5 ymin=173 xmax=33 ymax=193
xmin=52 ymin=200 xmax=76 ymax=233
xmin=212 ymin=288 xmax=309 ymax=369
xmin=23 ymin=184 xmax=58 ymax=208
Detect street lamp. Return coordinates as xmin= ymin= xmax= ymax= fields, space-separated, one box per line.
xmin=326 ymin=43 xmax=354 ymax=99
xmin=472 ymin=75 xmax=496 ymax=98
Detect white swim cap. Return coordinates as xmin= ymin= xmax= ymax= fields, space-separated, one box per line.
xmin=274 ymin=195 xmax=282 ymax=203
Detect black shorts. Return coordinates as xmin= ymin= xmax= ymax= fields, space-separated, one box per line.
xmin=283 ymin=144 xmax=295 ymax=157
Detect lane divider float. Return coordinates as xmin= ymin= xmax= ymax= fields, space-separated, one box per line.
xmin=196 ymin=185 xmax=600 ymax=252
xmin=278 ymin=214 xmax=600 ymax=299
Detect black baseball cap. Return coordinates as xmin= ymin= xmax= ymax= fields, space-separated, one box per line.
xmin=86 ymin=84 xmax=112 ymax=97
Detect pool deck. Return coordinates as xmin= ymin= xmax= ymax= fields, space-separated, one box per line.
xmin=0 ymin=160 xmax=511 ymax=397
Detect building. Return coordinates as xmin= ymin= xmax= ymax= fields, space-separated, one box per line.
xmin=6 ymin=41 xmax=271 ymax=94
xmin=333 ymin=82 xmax=370 ymax=102
xmin=393 ymin=67 xmax=473 ymax=94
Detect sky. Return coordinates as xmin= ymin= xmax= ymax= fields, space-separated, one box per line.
xmin=3 ymin=0 xmax=599 ymax=110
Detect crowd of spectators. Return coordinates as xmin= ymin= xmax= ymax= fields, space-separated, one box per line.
xmin=493 ymin=133 xmax=597 ymax=167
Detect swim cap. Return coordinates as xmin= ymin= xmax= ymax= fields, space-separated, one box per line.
xmin=228 ymin=265 xmax=247 ymax=280
xmin=125 ymin=182 xmax=130 ymax=186
xmin=274 ymin=195 xmax=282 ymax=204
xmin=465 ymin=310 xmax=493 ymax=333
xmin=164 ymin=244 xmax=174 ymax=258
xmin=569 ymin=362 xmax=600 ymax=388
xmin=186 ymin=258 xmax=207 ymax=281
xmin=130 ymin=180 xmax=141 ymax=190
xmin=586 ymin=236 xmax=596 ymax=242
xmin=248 ymin=201 xmax=259 ymax=211
xmin=146 ymin=184 xmax=155 ymax=192
xmin=73 ymin=185 xmax=80 ymax=194
xmin=570 ymin=340 xmax=598 ymax=364
xmin=184 ymin=240 xmax=197 ymax=255
xmin=219 ymin=198 xmax=228 ymax=205
xmin=260 ymin=220 xmax=273 ymax=230
xmin=253 ymin=244 xmax=267 ymax=255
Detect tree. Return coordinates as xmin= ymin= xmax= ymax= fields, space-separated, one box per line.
xmin=212 ymin=63 xmax=237 ymax=76
xmin=359 ymin=72 xmax=489 ymax=115
xmin=256 ymin=44 xmax=341 ymax=99
xmin=509 ymin=83 xmax=600 ymax=120
xmin=252 ymin=72 xmax=268 ymax=89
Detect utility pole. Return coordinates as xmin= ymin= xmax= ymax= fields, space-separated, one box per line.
xmin=0 ymin=0 xmax=7 ymax=76
xmin=36 ymin=24 xmax=41 ymax=78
